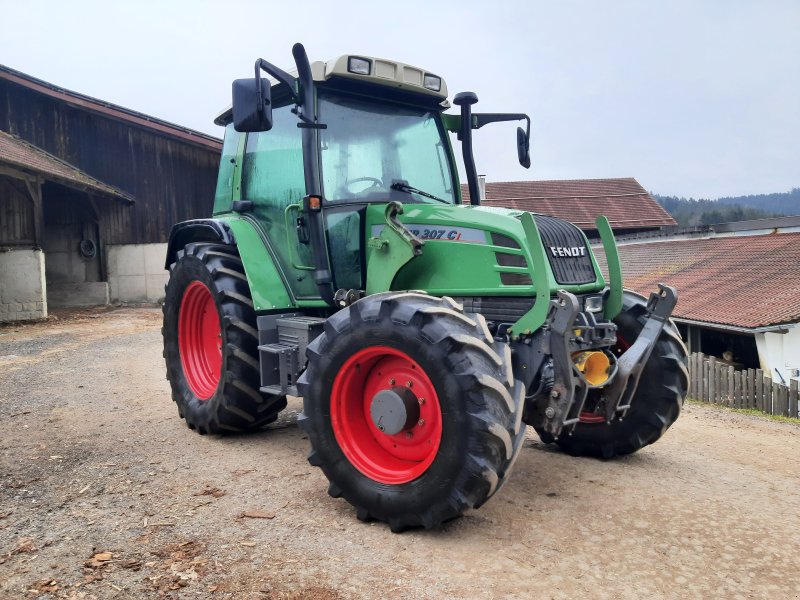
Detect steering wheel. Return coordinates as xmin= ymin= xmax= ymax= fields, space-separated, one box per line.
xmin=345 ymin=177 xmax=383 ymax=195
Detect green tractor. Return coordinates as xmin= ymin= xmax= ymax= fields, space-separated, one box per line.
xmin=162 ymin=43 xmax=688 ymax=532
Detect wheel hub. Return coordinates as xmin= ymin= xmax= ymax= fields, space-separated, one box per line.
xmin=370 ymin=386 xmax=420 ymax=435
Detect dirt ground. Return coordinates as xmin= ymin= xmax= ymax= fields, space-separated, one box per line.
xmin=1 ymin=307 xmax=798 ymax=600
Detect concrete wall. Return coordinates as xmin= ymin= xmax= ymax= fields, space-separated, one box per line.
xmin=0 ymin=248 xmax=47 ymax=321
xmin=107 ymin=243 xmax=168 ymax=303
xmin=756 ymin=326 xmax=800 ymax=384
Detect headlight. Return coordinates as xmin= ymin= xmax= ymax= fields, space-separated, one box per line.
xmin=423 ymin=73 xmax=441 ymax=91
xmin=347 ymin=57 xmax=371 ymax=75
xmin=584 ymin=295 xmax=603 ymax=313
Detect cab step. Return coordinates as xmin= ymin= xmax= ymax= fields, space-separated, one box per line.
xmin=257 ymin=314 xmax=325 ymax=397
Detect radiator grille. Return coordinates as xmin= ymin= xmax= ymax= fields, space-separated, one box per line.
xmin=535 ymin=215 xmax=596 ymax=285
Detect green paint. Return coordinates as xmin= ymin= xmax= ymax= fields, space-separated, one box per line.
xmin=441 ymin=113 xmax=460 ymax=133
xmin=508 ymin=212 xmax=552 ymax=337
xmin=218 ymin=216 xmax=294 ymax=311
xmin=366 ymin=203 xmax=424 ymax=295
xmin=370 ymin=204 xmax=605 ymax=300
xmin=596 ymin=216 xmax=623 ymax=320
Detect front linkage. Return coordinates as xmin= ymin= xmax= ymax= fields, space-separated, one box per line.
xmin=516 ymin=284 xmax=678 ymax=440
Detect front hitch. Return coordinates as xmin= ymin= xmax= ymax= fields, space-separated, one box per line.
xmin=530 ymin=284 xmax=678 ymax=439
xmin=600 ymin=284 xmax=678 ymax=421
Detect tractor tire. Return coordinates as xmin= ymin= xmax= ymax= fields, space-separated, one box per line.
xmin=297 ymin=292 xmax=525 ymax=532
xmin=162 ymin=242 xmax=286 ymax=434
xmin=541 ymin=290 xmax=688 ymax=458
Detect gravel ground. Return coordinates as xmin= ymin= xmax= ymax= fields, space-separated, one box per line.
xmin=0 ymin=307 xmax=798 ymax=600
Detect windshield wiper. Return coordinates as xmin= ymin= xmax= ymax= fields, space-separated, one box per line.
xmin=390 ymin=180 xmax=449 ymax=204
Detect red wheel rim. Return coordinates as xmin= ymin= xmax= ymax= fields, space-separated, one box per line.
xmin=330 ymin=346 xmax=443 ymax=484
xmin=178 ymin=281 xmax=222 ymax=400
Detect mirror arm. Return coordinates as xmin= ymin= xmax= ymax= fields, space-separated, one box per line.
xmin=473 ymin=112 xmax=529 ymax=129
xmin=474 ymin=112 xmax=531 ymax=141
xmin=253 ymin=58 xmax=300 ymax=107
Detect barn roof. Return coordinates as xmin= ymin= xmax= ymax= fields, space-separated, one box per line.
xmin=461 ymin=177 xmax=676 ymax=230
xmin=0 ymin=64 xmax=222 ymax=152
xmin=0 ymin=130 xmax=135 ymax=203
xmin=594 ymin=232 xmax=800 ymax=329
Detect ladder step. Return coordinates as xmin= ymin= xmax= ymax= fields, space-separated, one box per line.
xmin=275 ymin=316 xmax=327 ymax=327
xmin=260 ymin=384 xmax=299 ymax=397
xmin=258 ymin=342 xmax=297 ymax=354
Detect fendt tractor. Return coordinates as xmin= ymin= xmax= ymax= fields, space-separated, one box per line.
xmin=162 ymin=43 xmax=688 ymax=532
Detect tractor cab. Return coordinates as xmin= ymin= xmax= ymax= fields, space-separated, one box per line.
xmin=212 ymin=47 xmax=531 ymax=306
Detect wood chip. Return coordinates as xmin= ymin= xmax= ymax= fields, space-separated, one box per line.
xmin=238 ymin=510 xmax=275 ymax=520
xmin=120 ymin=559 xmax=141 ymax=570
xmin=92 ymin=552 xmax=113 ymax=562
xmin=193 ymin=486 xmax=226 ymax=498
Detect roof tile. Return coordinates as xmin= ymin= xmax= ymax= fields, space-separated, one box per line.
xmin=0 ymin=130 xmax=134 ymax=203
xmin=462 ymin=178 xmax=676 ymax=229
xmin=594 ymin=232 xmax=800 ymax=328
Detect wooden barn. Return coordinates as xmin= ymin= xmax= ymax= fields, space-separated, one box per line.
xmin=0 ymin=64 xmax=222 ymax=322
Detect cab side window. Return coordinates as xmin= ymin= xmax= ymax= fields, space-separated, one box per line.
xmin=241 ymin=105 xmax=317 ymax=298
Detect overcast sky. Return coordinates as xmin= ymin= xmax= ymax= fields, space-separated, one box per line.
xmin=1 ymin=0 xmax=797 ymax=199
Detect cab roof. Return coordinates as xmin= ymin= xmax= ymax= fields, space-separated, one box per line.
xmin=214 ymin=53 xmax=449 ymax=126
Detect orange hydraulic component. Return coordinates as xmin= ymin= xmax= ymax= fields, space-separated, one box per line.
xmin=572 ymin=351 xmax=611 ymax=386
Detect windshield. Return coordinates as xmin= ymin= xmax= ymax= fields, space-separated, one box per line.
xmin=318 ymin=93 xmax=456 ymax=204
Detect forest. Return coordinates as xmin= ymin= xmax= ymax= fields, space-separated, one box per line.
xmin=654 ymin=188 xmax=800 ymax=226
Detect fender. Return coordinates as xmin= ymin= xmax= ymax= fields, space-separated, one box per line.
xmin=164 ymin=217 xmax=294 ymax=312
xmin=164 ymin=219 xmax=236 ymax=269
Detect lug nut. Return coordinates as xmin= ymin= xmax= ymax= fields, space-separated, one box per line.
xmin=406 ymin=381 xmax=413 ymax=387
xmin=389 ymin=378 xmax=395 ymax=385
xmin=418 ymin=397 xmax=425 ymax=405
xmin=545 ymin=407 xmax=556 ymax=419
xmin=405 ymin=431 xmax=413 ymax=439
xmin=418 ymin=418 xmax=425 ymax=426
xmin=551 ymin=390 xmax=560 ymax=399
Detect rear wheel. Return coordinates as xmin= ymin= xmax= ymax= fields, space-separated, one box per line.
xmin=162 ymin=243 xmax=286 ymax=434
xmin=541 ymin=291 xmax=688 ymax=457
xmin=298 ymin=292 xmax=525 ymax=532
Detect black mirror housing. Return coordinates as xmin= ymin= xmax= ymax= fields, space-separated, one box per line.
xmin=232 ymin=78 xmax=272 ymax=132
xmin=517 ymin=126 xmax=531 ymax=169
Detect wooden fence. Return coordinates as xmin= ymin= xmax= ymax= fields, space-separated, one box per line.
xmin=688 ymin=352 xmax=799 ymax=418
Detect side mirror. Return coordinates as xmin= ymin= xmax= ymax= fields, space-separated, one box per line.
xmin=517 ymin=126 xmax=531 ymax=169
xmin=232 ymin=78 xmax=272 ymax=132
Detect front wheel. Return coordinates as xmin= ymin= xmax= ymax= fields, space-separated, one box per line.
xmin=162 ymin=243 xmax=286 ymax=434
xmin=298 ymin=292 xmax=525 ymax=532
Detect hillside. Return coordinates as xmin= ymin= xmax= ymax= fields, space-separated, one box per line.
xmin=717 ymin=188 xmax=800 ymax=215
xmin=654 ymin=188 xmax=799 ymax=226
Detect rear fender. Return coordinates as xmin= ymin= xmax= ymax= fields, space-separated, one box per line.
xmin=165 ymin=217 xmax=294 ymax=312
xmin=164 ymin=219 xmax=235 ymax=269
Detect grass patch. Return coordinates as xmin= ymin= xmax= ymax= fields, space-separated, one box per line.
xmin=687 ymin=398 xmax=800 ymax=424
